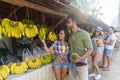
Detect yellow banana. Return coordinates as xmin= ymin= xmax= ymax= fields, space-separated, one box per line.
xmin=1 ymin=18 xmax=10 ymax=27
xmin=0 ymin=69 xmax=7 ymax=79
xmin=0 ymin=74 xmax=3 ymax=80
xmin=10 ymin=63 xmax=16 ymax=74
xmin=2 ymin=65 xmax=10 ymax=75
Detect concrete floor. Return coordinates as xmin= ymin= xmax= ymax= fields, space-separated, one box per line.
xmin=89 ymin=47 xmax=120 ymax=80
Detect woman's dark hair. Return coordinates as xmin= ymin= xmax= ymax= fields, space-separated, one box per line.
xmin=58 ymin=28 xmax=69 ymax=42
xmin=91 ymin=30 xmax=102 ymax=38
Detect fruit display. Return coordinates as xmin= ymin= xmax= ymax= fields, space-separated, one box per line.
xmin=48 ymin=31 xmax=57 ymax=42
xmin=40 ymin=55 xmax=52 ymax=65
xmin=71 ymin=53 xmax=79 ymax=60
xmin=9 ymin=62 xmax=28 ymax=74
xmin=38 ymin=25 xmax=48 ymax=40
xmin=1 ymin=18 xmax=25 ymax=38
xmin=24 ymin=24 xmax=38 ymax=38
xmin=0 ymin=65 xmax=10 ymax=80
xmin=27 ymin=58 xmax=42 ymax=69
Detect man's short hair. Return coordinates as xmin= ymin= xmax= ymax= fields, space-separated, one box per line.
xmin=109 ymin=26 xmax=116 ymax=32
xmin=109 ymin=26 xmax=115 ymax=30
xmin=67 ymin=14 xmax=78 ymax=22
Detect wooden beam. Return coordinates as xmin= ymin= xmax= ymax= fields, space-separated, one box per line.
xmin=1 ymin=0 xmax=68 ymax=17
xmin=1 ymin=0 xmax=24 ymax=7
xmin=54 ymin=0 xmax=74 ymax=10
xmin=54 ymin=18 xmax=66 ymax=29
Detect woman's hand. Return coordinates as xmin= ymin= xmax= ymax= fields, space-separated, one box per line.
xmin=39 ymin=36 xmax=45 ymax=43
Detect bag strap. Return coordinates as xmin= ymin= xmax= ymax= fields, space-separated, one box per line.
xmin=26 ymin=48 xmax=32 ymax=55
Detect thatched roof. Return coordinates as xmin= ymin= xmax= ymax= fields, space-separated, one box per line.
xmin=0 ymin=0 xmax=108 ymax=30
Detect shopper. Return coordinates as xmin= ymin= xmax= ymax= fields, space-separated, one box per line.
xmin=66 ymin=14 xmax=93 ymax=80
xmin=100 ymin=27 xmax=116 ymax=71
xmin=89 ymin=29 xmax=103 ymax=79
xmin=39 ymin=28 xmax=70 ymax=80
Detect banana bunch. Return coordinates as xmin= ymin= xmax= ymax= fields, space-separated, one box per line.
xmin=27 ymin=58 xmax=42 ymax=69
xmin=0 ymin=65 xmax=10 ymax=80
xmin=0 ymin=25 xmax=2 ymax=40
xmin=50 ymin=54 xmax=55 ymax=62
xmin=48 ymin=31 xmax=57 ymax=42
xmin=50 ymin=50 xmax=55 ymax=61
xmin=40 ymin=55 xmax=52 ymax=65
xmin=1 ymin=18 xmax=10 ymax=36
xmin=1 ymin=18 xmax=25 ymax=38
xmin=40 ymin=56 xmax=47 ymax=65
xmin=38 ymin=25 xmax=48 ymax=40
xmin=24 ymin=24 xmax=38 ymax=38
xmin=10 ymin=62 xmax=28 ymax=74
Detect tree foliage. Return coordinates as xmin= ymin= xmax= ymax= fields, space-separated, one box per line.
xmin=69 ymin=0 xmax=103 ymax=18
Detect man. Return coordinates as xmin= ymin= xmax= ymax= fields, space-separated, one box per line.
xmin=66 ymin=14 xmax=93 ymax=80
xmin=100 ymin=27 xmax=116 ymax=71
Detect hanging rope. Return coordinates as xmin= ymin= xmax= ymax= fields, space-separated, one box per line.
xmin=30 ymin=9 xmax=33 ymax=21
xmin=10 ymin=5 xmax=17 ymax=21
xmin=25 ymin=7 xmax=29 ymax=21
xmin=13 ymin=5 xmax=17 ymax=21
xmin=52 ymin=15 xmax=55 ymax=30
xmin=42 ymin=11 xmax=45 ymax=25
xmin=35 ymin=11 xmax=38 ymax=24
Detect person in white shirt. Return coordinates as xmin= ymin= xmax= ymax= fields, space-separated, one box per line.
xmin=100 ymin=27 xmax=116 ymax=71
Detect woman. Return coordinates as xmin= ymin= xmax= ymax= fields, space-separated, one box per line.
xmin=39 ymin=28 xmax=70 ymax=80
xmin=89 ymin=29 xmax=103 ymax=80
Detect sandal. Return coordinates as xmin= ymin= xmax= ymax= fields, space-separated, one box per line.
xmin=102 ymin=68 xmax=110 ymax=71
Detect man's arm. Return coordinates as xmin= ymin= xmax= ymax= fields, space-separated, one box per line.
xmin=81 ymin=32 xmax=93 ymax=60
xmin=74 ymin=31 xmax=93 ymax=63
xmin=105 ymin=40 xmax=115 ymax=45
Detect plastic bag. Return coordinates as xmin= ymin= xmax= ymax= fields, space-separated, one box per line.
xmin=1 ymin=55 xmax=20 ymax=65
xmin=22 ymin=48 xmax=34 ymax=63
xmin=33 ymin=46 xmax=44 ymax=59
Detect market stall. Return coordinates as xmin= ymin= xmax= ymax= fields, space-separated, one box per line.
xmin=0 ymin=0 xmax=108 ymax=80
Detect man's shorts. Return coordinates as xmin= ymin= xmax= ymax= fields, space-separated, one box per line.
xmin=104 ymin=48 xmax=113 ymax=56
xmin=53 ymin=60 xmax=69 ymax=68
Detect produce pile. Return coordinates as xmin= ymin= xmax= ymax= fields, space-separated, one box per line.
xmin=0 ymin=65 xmax=10 ymax=80
xmin=0 ymin=52 xmax=55 ymax=79
xmin=9 ymin=62 xmax=28 ymax=74
xmin=0 ymin=18 xmax=57 ymax=42
xmin=0 ymin=17 xmax=57 ymax=79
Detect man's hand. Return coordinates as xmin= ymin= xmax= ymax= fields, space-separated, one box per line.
xmin=74 ymin=56 xmax=81 ymax=63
